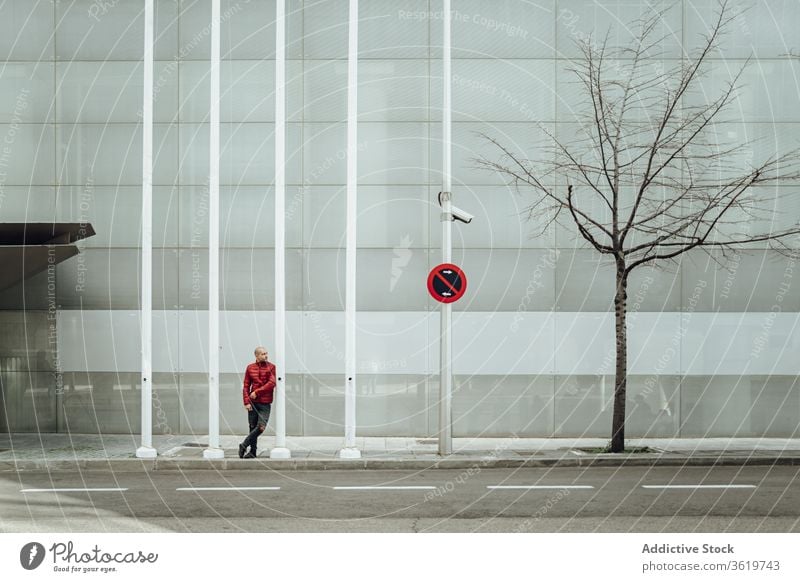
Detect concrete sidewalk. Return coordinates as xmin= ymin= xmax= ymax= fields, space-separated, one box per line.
xmin=2 ymin=433 xmax=800 ymax=471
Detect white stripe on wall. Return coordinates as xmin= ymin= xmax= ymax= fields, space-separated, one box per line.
xmin=57 ymin=311 xmax=800 ymax=376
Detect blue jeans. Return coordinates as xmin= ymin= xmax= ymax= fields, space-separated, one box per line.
xmin=243 ymin=402 xmax=271 ymax=451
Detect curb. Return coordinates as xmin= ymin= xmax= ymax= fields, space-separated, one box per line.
xmin=2 ymin=455 xmax=800 ymax=472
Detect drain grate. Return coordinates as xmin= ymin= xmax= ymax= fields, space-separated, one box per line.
xmin=415 ymin=439 xmax=437 ymax=445
xmin=180 ymin=442 xmax=206 ymax=448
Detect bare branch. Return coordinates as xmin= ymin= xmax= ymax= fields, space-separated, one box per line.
xmin=479 ymin=0 xmax=800 ymax=281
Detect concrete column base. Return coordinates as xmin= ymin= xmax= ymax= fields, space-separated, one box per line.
xmin=203 ymin=448 xmax=224 ymax=459
xmin=136 ymin=446 xmax=157 ymax=459
xmin=338 ymin=447 xmax=362 ymax=459
xmin=270 ymin=447 xmax=291 ymax=459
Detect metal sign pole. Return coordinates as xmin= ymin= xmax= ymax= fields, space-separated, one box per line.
xmin=203 ymin=0 xmax=223 ymax=459
xmin=340 ymin=0 xmax=361 ymax=459
xmin=439 ymin=0 xmax=453 ymax=456
xmin=270 ymin=0 xmax=291 ymax=459
xmin=136 ymin=0 xmax=156 ymax=460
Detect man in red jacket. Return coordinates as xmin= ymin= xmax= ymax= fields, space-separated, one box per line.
xmin=238 ymin=346 xmax=276 ymax=458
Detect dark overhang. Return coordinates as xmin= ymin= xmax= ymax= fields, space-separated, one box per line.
xmin=0 ymin=223 xmax=96 ymax=291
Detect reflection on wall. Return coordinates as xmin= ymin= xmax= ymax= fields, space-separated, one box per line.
xmin=0 ymin=312 xmax=57 ymax=432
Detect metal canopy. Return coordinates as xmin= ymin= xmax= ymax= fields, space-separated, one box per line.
xmin=0 ymin=222 xmax=95 ymax=245
xmin=0 ymin=222 xmax=96 ymax=291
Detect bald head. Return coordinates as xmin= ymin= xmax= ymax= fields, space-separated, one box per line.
xmin=254 ymin=346 xmax=268 ymax=363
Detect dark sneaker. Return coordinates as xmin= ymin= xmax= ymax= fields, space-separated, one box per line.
xmin=238 ymin=443 xmax=247 ymax=458
xmin=244 ymin=450 xmax=257 ymax=459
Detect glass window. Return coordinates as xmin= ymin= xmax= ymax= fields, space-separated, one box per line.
xmin=444 ymin=59 xmax=555 ymax=122
xmin=452 ymin=375 xmax=555 ymax=437
xmin=680 ymin=375 xmax=800 ymax=437
xmin=56 ymin=185 xmax=179 ymax=248
xmin=56 ymin=0 xmax=179 ymax=60
xmin=0 ymin=62 xmax=54 ymax=123
xmin=451 ymin=249 xmax=557 ymax=312
xmin=432 ymin=0 xmax=556 ymax=59
xmin=56 ymin=249 xmax=179 ymax=309
xmin=686 ymin=0 xmax=800 ymax=59
xmin=0 ymin=0 xmax=55 ymax=60
xmin=557 ymin=0 xmax=682 ymax=59
xmin=304 ymin=0 xmax=430 ymax=59
xmin=554 ymin=375 xmax=612 ymax=437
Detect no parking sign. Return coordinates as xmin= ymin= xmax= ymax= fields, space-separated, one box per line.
xmin=427 ymin=263 xmax=467 ymax=303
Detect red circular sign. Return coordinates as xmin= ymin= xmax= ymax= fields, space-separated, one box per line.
xmin=427 ymin=263 xmax=467 ymax=303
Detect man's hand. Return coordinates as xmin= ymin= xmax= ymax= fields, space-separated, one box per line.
xmin=249 ymin=392 xmax=256 ymax=401
xmin=245 ymin=404 xmax=252 ymax=411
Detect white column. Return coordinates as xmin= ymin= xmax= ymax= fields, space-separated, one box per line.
xmin=204 ymin=0 xmax=223 ymax=459
xmin=270 ymin=0 xmax=290 ymax=459
xmin=136 ymin=0 xmax=156 ymax=460
xmin=339 ymin=0 xmax=361 ymax=459
xmin=439 ymin=0 xmax=453 ymax=456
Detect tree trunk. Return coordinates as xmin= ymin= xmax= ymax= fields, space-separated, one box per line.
xmin=610 ymin=261 xmax=628 ymax=453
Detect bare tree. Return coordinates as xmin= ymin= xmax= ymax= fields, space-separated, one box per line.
xmin=479 ymin=0 xmax=800 ymax=452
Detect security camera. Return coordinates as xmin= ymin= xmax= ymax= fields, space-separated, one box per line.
xmin=450 ymin=205 xmax=474 ymax=224
xmin=437 ymin=191 xmax=474 ymax=224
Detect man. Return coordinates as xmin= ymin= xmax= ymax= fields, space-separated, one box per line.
xmin=238 ymin=346 xmax=276 ymax=459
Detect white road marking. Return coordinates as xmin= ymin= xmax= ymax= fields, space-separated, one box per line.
xmin=487 ymin=485 xmax=594 ymax=490
xmin=20 ymin=488 xmax=128 ymax=493
xmin=176 ymin=487 xmax=281 ymax=491
xmin=642 ymin=485 xmax=756 ymax=490
xmin=333 ymin=486 xmax=436 ymax=490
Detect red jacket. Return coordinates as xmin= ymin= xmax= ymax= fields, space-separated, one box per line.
xmin=242 ymin=360 xmax=276 ymax=405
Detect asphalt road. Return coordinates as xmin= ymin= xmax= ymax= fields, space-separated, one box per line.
xmin=2 ymin=465 xmax=799 ymax=532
